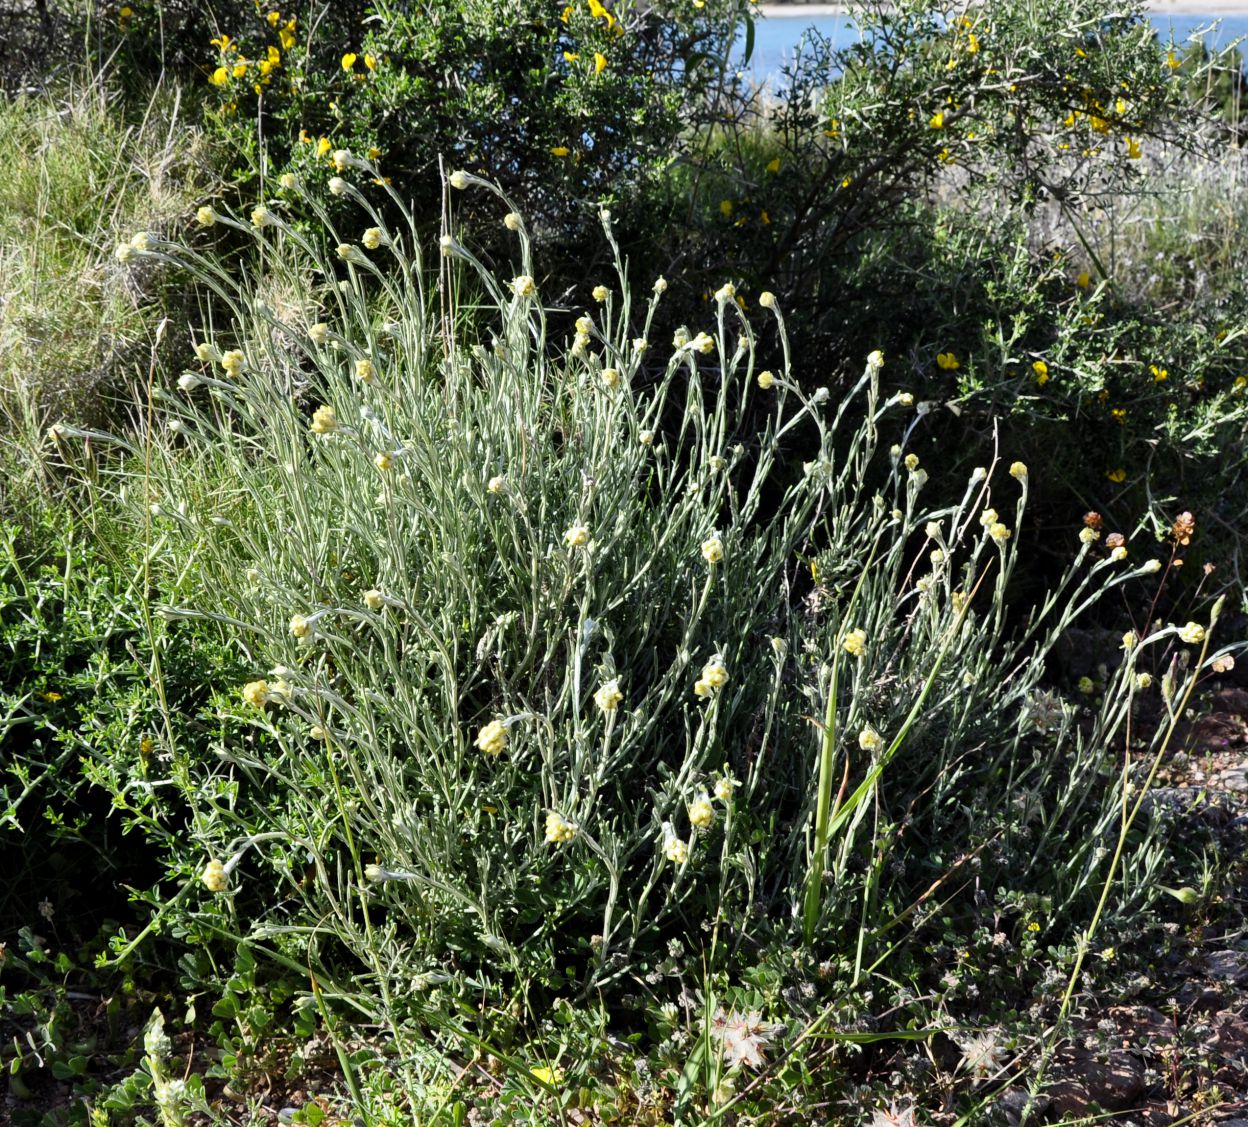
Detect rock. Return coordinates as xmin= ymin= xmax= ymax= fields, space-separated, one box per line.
xmin=1204 ymin=950 xmax=1248 ymax=986
xmin=1049 ymin=1048 xmax=1145 ymax=1113
xmin=1109 ymin=1005 xmax=1177 ymax=1048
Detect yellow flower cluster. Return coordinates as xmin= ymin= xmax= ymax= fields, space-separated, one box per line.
xmin=544 ymin=811 xmax=578 ymax=844
xmin=594 ymin=680 xmax=623 ymax=711
xmin=201 ymin=859 xmax=228 ymax=892
xmin=694 ymin=656 xmax=729 ymax=698
xmin=843 ymin=628 xmax=867 ymax=657
xmin=476 ymin=719 xmax=507 ymax=756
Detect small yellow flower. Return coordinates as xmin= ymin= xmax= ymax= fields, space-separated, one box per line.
xmin=315 ymin=136 xmax=332 ymax=158
xmin=758 ymin=291 xmax=776 ymax=309
xmin=592 ymin=284 xmax=609 ymax=302
xmin=512 ymin=275 xmax=537 ymax=298
xmin=309 ymin=322 xmax=330 ymax=346
xmin=701 ymin=535 xmax=724 ymax=564
xmin=242 ymin=680 xmax=269 ymax=707
xmin=374 ymin=452 xmax=393 ymax=472
xmin=544 ymin=811 xmax=578 ymax=844
xmin=1150 ymin=364 xmax=1168 ymax=383
xmin=1178 ymin=622 xmax=1205 ymax=645
xmin=289 ymin=614 xmax=312 ymax=640
xmin=1125 ymin=136 xmax=1141 ymax=160
xmin=210 ymin=66 xmax=229 ymax=86
xmin=201 ymin=860 xmax=228 ymax=892
xmin=693 ymin=331 xmax=715 ymax=354
xmin=1077 ymin=676 xmax=1096 ymax=695
xmin=550 ymin=146 xmax=571 ymax=157
xmin=632 ymin=337 xmax=648 ymax=354
xmin=766 ymin=157 xmax=781 ymax=173
xmin=362 ymin=227 xmax=383 ymax=249
xmin=905 ymin=453 xmax=920 ymax=471
xmin=328 ymin=176 xmax=348 ymax=196
xmin=503 ymin=212 xmax=523 ymax=231
xmin=687 ymin=792 xmax=714 ymax=830
xmin=332 ymin=149 xmax=353 ymax=173
xmin=1078 ymin=527 xmax=1100 ymax=544
xmin=702 ymin=658 xmax=729 ymax=688
xmin=594 ymin=680 xmax=623 ymax=711
xmin=929 ymin=111 xmax=945 ymax=129
xmin=487 ymin=475 xmax=506 ymax=494
xmin=843 ymin=628 xmax=867 ymax=657
xmin=220 ymin=349 xmax=245 ymax=377
xmin=858 ymin=725 xmax=883 ymax=752
xmin=594 ymin=51 xmax=607 ymax=73
xmin=663 ymin=831 xmax=688 ymax=864
xmin=309 ymin=405 xmax=338 ymax=434
xmin=364 ymin=53 xmax=377 ymax=71
xmin=1009 ymin=461 xmax=1028 ymax=480
xmin=1121 ymin=631 xmax=1137 ymax=650
xmin=757 ymin=370 xmax=775 ymax=390
xmin=1111 ymin=545 xmax=1128 ymax=561
xmin=867 ymin=349 xmax=884 ymax=371
xmin=600 ymin=367 xmax=620 ymax=389
xmin=196 ymin=205 xmax=217 ymax=226
xmin=989 ymin=522 xmax=1012 ymax=544
xmin=714 ymin=775 xmax=739 ymax=802
xmin=714 ymin=281 xmax=736 ymax=303
xmin=897 ymin=392 xmax=914 ymax=406
xmin=1076 ymin=271 xmax=1091 ymax=289
xmin=1032 ymin=360 xmax=1048 ymax=384
xmin=564 ymin=524 xmax=590 ymax=548
xmin=719 ymin=199 xmax=733 ymax=217
xmin=936 ymin=351 xmax=960 ymax=371
xmin=476 ymin=719 xmax=507 ymax=756
xmin=342 ymin=52 xmax=357 ymax=71
xmin=364 ymin=589 xmax=384 ymax=610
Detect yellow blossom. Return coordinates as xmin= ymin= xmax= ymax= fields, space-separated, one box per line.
xmin=220 ymin=349 xmax=245 ymax=377
xmin=1009 ymin=461 xmax=1027 ymax=480
xmin=1150 ymin=364 xmax=1168 ymax=383
xmin=210 ymin=66 xmax=229 ymax=86
xmin=664 ymin=835 xmax=688 ymax=864
xmin=241 ymin=680 xmax=269 ymax=707
xmin=714 ymin=775 xmax=739 ymax=802
xmin=687 ymin=792 xmax=714 ymax=830
xmin=512 ymin=275 xmax=537 ymax=298
xmin=355 ymin=358 xmax=375 ymax=384
xmin=309 ymin=405 xmax=338 ymax=434
xmin=1178 ymin=622 xmax=1205 ymax=645
xmin=601 ymin=368 xmax=620 ymax=389
xmin=766 ymin=157 xmax=781 ymax=173
xmin=594 ymin=52 xmax=607 ymax=73
xmin=929 ymin=111 xmax=945 ymax=129
xmin=757 ymin=370 xmax=775 ymax=389
xmin=1078 ymin=527 xmax=1100 ymax=544
xmin=843 ymin=628 xmax=867 ymax=657
xmin=316 ymin=136 xmax=332 ymax=158
xmin=196 ymin=205 xmax=217 ymax=226
xmin=1077 ymin=271 xmax=1091 ymax=289
xmin=544 ymin=811 xmax=578 ymax=844
xmin=1111 ymin=545 xmax=1128 ymax=561
xmin=362 ymin=227 xmax=383 ymax=249
xmin=989 ymin=522 xmax=1012 ymax=544
xmin=289 ymin=614 xmax=311 ymax=640
xmin=592 ymin=284 xmax=609 ymax=302
xmin=476 ymin=719 xmax=507 ymax=756
xmin=936 ymin=351 xmax=960 ymax=371
xmin=564 ymin=524 xmax=590 ymax=548
xmin=858 ymin=725 xmax=883 ymax=752
xmin=342 ymin=52 xmax=357 ymax=71
xmin=594 ymin=680 xmax=623 ymax=711
xmin=1122 ymin=631 xmax=1136 ymax=650
xmin=550 ymin=146 xmax=570 ymax=157
xmin=759 ymin=291 xmax=776 ymax=309
xmin=701 ymin=535 xmax=724 ymax=564
xmin=1032 ymin=360 xmax=1048 ymax=384
xmin=374 ymin=452 xmax=392 ymax=472
xmin=201 ymin=860 xmax=228 ymax=892
xmin=905 ymin=453 xmax=920 ymax=471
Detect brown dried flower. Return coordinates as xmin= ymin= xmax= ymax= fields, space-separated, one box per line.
xmin=1082 ymin=511 xmax=1103 ymax=529
xmin=1105 ymin=532 xmax=1125 ymax=549
xmin=1172 ymin=511 xmax=1195 ymax=546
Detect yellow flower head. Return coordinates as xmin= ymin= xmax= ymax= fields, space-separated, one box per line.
xmin=332 ymin=149 xmax=353 ymax=173
xmin=1078 ymin=527 xmax=1100 ymax=545
xmin=757 ymin=370 xmax=775 ymax=390
xmin=693 ymin=331 xmax=715 ymax=354
xmin=600 ymin=367 xmax=620 ymax=390
xmin=362 ymin=227 xmax=383 ymax=250
xmin=342 ymin=52 xmax=357 ymax=71
xmin=701 ymin=535 xmax=724 ymax=564
xmin=858 ymin=725 xmax=883 ymax=752
xmin=663 ymin=831 xmax=688 ymax=865
xmin=316 ymin=136 xmax=332 ymax=158
xmin=843 ymin=628 xmax=867 ymax=657
xmin=713 ymin=775 xmax=740 ymax=802
xmin=550 ymin=145 xmax=571 ymax=157
xmin=936 ymin=351 xmax=960 ymax=371
xmin=687 ymin=791 xmax=714 ymax=830
xmin=594 ymin=51 xmax=607 ymax=73
xmin=594 ymin=680 xmax=623 ymax=711
xmin=592 ymin=284 xmax=609 ymax=302
xmin=201 ymin=859 xmax=228 ymax=892
xmin=759 ymin=291 xmax=777 ymax=310
xmin=904 ymin=453 xmax=920 ymax=471
xmin=1076 ymin=271 xmax=1091 ymax=289
xmin=220 ymin=349 xmax=245 ymax=377
xmin=309 ymin=405 xmax=338 ymax=434
xmin=989 ymin=522 xmax=1012 ymax=544
xmin=1009 ymin=461 xmax=1028 ymax=481
xmin=701 ymin=657 xmax=729 ymax=690
xmin=476 ymin=718 xmax=507 ymax=756
xmin=289 ymin=614 xmax=312 ymax=640
xmin=544 ymin=811 xmax=578 ymax=844
xmin=1178 ymin=622 xmax=1205 ymax=645
xmin=355 ymin=358 xmax=375 ymax=384
xmin=196 ymin=205 xmax=217 ymax=226
xmin=564 ymin=524 xmax=590 ymax=548
xmin=242 ymin=679 xmax=270 ymax=707
xmin=512 ymin=275 xmax=537 ymax=299
xmin=374 ymin=451 xmax=393 ymax=472
xmin=929 ymin=111 xmax=945 ymax=129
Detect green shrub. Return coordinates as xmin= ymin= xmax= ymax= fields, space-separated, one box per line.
xmin=68 ymin=174 xmax=1235 ymax=1110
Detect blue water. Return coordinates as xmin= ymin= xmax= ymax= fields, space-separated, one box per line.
xmin=739 ymin=11 xmax=1248 ymax=84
